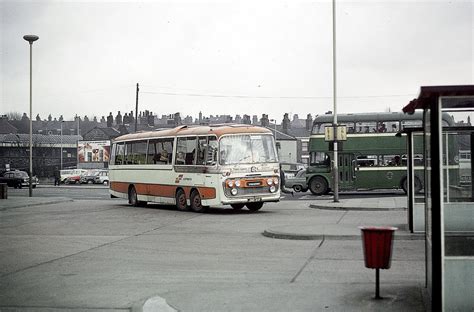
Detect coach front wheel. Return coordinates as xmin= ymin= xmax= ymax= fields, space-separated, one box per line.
xmin=231 ymin=204 xmax=245 ymax=210
xmin=246 ymin=202 xmax=263 ymax=212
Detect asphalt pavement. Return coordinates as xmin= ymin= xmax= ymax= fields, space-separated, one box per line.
xmin=0 ymin=192 xmax=427 ymax=311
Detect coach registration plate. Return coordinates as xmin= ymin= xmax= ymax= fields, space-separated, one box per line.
xmin=247 ymin=197 xmax=262 ymax=202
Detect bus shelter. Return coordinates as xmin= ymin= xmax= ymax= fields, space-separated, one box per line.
xmin=403 ymin=85 xmax=474 ymax=311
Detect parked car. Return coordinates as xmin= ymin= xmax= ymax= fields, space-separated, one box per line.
xmin=61 ymin=169 xmax=86 ymax=184
xmin=0 ymin=170 xmax=39 ymax=188
xmin=93 ymin=170 xmax=109 ymax=185
xmin=285 ymin=169 xmax=308 ymax=192
xmin=80 ymin=170 xmax=100 ymax=184
xmin=280 ymin=162 xmax=307 ymax=179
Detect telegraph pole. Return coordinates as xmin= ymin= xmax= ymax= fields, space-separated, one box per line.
xmin=135 ymin=83 xmax=139 ymax=132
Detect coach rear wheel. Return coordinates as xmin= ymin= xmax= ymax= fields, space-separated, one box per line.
xmin=231 ymin=204 xmax=245 ymax=210
xmin=246 ymin=202 xmax=263 ymax=212
xmin=175 ymin=189 xmax=188 ymax=211
xmin=129 ymin=186 xmax=146 ymax=207
xmin=309 ymin=176 xmax=328 ymax=196
xmin=190 ymin=190 xmax=206 ymax=213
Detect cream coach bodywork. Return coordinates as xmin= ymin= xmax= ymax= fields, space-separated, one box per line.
xmin=109 ymin=125 xmax=280 ymax=211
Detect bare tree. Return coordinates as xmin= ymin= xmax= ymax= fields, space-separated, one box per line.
xmin=5 ymin=111 xmax=22 ymax=120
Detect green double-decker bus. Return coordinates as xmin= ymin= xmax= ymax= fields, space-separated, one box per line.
xmin=306 ymin=112 xmax=455 ymax=195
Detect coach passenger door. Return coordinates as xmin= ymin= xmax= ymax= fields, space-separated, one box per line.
xmin=338 ymin=153 xmax=356 ymax=190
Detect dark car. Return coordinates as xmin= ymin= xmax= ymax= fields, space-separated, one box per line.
xmin=284 ymin=169 xmax=308 ymax=192
xmin=0 ymin=170 xmax=39 ymax=188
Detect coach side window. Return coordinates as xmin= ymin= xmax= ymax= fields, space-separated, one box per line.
xmin=114 ymin=143 xmax=125 ymax=165
xmin=196 ymin=136 xmax=207 ymax=165
xmin=147 ymin=138 xmax=174 ymax=164
xmin=176 ymin=137 xmax=197 ymax=165
xmin=124 ymin=141 xmax=147 ymax=164
xmin=207 ymin=136 xmax=218 ymax=165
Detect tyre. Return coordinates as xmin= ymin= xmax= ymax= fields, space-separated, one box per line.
xmin=175 ymin=189 xmax=188 ymax=211
xmin=190 ymin=190 xmax=206 ymax=213
xmin=246 ymin=202 xmax=263 ymax=212
xmin=293 ymin=185 xmax=302 ymax=192
xmin=402 ymin=177 xmax=423 ymax=194
xmin=231 ymin=203 xmax=245 ymax=210
xmin=128 ymin=186 xmax=139 ymax=207
xmin=309 ymin=176 xmax=328 ymax=195
xmin=414 ymin=177 xmax=423 ymax=194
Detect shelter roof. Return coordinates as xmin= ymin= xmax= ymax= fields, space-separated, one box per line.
xmin=403 ymin=85 xmax=474 ymax=113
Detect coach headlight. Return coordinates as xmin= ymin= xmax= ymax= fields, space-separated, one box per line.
xmin=273 ymin=177 xmax=279 ymax=185
xmin=235 ymin=180 xmax=241 ymax=187
xmin=231 ymin=188 xmax=238 ymax=196
xmin=227 ymin=180 xmax=234 ymax=188
xmin=267 ymin=178 xmax=273 ymax=186
xmin=269 ymin=185 xmax=277 ymax=193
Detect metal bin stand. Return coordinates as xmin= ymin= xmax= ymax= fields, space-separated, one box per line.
xmin=359 ymin=226 xmax=398 ymax=299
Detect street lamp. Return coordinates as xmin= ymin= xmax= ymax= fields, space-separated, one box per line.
xmin=60 ymin=121 xmax=64 ymax=170
xmin=23 ymin=34 xmax=39 ymax=197
xmin=331 ymin=0 xmax=339 ymax=202
xmin=269 ymin=119 xmax=277 ymax=137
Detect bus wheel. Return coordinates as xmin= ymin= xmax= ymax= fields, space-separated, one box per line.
xmin=246 ymin=202 xmax=263 ymax=212
xmin=175 ymin=189 xmax=188 ymax=211
xmin=190 ymin=190 xmax=206 ymax=213
xmin=414 ymin=177 xmax=423 ymax=194
xmin=128 ymin=186 xmax=139 ymax=206
xmin=309 ymin=176 xmax=328 ymax=195
xmin=231 ymin=204 xmax=245 ymax=210
xmin=402 ymin=177 xmax=423 ymax=194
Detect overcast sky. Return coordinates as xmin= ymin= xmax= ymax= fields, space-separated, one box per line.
xmin=1 ymin=0 xmax=472 ymax=122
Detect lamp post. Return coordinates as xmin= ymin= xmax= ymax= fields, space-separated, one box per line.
xmin=60 ymin=121 xmax=64 ymax=170
xmin=270 ymin=119 xmax=277 ymax=137
xmin=331 ymin=0 xmax=339 ymax=202
xmin=23 ymin=34 xmax=39 ymax=197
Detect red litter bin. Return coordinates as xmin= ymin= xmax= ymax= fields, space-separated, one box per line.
xmin=359 ymin=226 xmax=398 ymax=299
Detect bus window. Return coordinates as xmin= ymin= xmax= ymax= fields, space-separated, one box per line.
xmin=219 ymin=135 xmax=277 ymax=165
xmin=312 ymin=123 xmax=332 ymax=134
xmin=310 ymin=152 xmax=330 ymax=167
xmin=206 ymin=136 xmax=218 ymax=165
xmin=380 ymin=154 xmax=401 ymax=166
xmin=195 ymin=136 xmax=218 ymax=166
xmin=148 ymin=138 xmax=173 ymax=164
xmin=176 ymin=137 xmax=197 ymax=165
xmin=114 ymin=143 xmax=125 ymax=165
xmin=401 ymin=119 xmax=422 ymax=129
xmin=357 ymin=121 xmax=378 ymax=133
xmin=124 ymin=141 xmax=147 ymax=164
xmin=357 ymin=155 xmax=378 ymax=167
xmin=196 ymin=136 xmax=207 ymax=165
